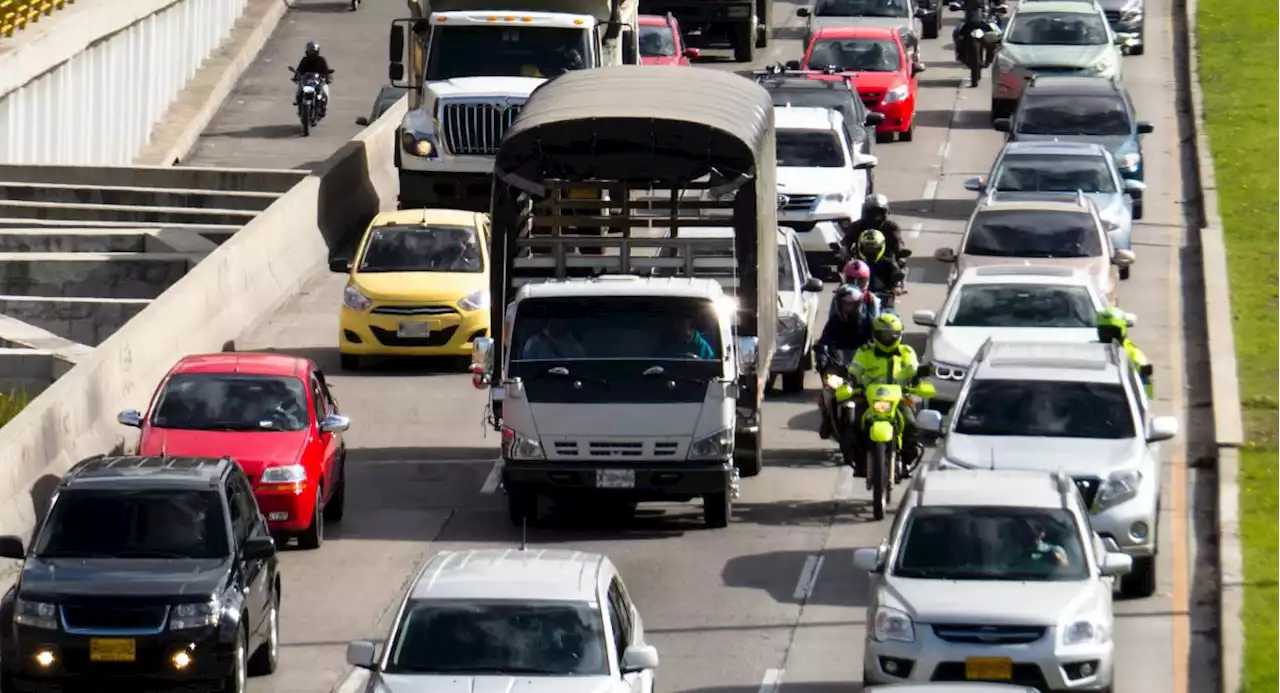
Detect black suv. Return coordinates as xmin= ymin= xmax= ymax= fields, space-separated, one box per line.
xmin=0 ymin=455 xmax=282 ymax=693
xmin=751 ymin=66 xmax=884 ymax=168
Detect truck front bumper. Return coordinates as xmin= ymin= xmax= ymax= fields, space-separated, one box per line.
xmin=503 ymin=460 xmax=736 ymax=503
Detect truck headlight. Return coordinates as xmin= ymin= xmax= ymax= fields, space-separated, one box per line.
xmin=457 ymin=290 xmax=489 ymax=312
xmin=343 ymin=283 xmax=373 ymax=311
xmin=259 ymin=464 xmax=307 ymax=485
xmin=778 ymin=312 xmax=803 ymax=335
xmin=170 ymin=600 xmax=220 ymax=630
xmin=1116 ymin=152 xmax=1141 ymax=172
xmin=399 ymin=129 xmax=439 ymax=158
xmin=873 ymin=606 xmax=915 ymax=643
xmin=502 ymin=428 xmax=544 ymax=460
xmin=1093 ymin=469 xmax=1142 ymax=511
xmin=14 ymin=598 xmax=57 ymax=630
xmin=1061 ymin=618 xmax=1110 ymax=645
xmin=882 ymin=84 xmax=910 ymax=104
xmin=688 ymin=428 xmax=734 ymax=460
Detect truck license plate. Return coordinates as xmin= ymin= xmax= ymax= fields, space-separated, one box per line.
xmin=964 ymin=657 xmax=1013 ymax=680
xmin=90 ymin=638 xmax=136 ymax=662
xmin=596 ymin=469 xmax=635 ymax=489
xmin=397 ymin=321 xmax=431 ymax=338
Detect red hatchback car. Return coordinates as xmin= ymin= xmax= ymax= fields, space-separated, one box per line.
xmin=803 ymin=27 xmax=923 ymax=142
xmin=118 ymin=353 xmax=350 ymax=550
xmin=639 ymin=13 xmax=699 ymax=65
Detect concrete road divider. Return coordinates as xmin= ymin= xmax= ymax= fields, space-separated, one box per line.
xmin=0 ymin=98 xmax=407 ymax=570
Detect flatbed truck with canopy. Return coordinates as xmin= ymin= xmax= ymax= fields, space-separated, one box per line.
xmin=468 ymin=66 xmax=778 ymax=528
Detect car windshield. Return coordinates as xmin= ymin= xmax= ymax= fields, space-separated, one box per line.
xmin=639 ymin=23 xmax=677 ymax=56
xmin=1006 ymin=12 xmax=1109 ymax=45
xmin=511 ymin=296 xmax=723 ymax=361
xmin=814 ymin=0 xmax=909 ymax=18
xmin=34 ymin=490 xmax=229 ymax=560
xmin=1017 ymin=96 xmax=1132 ymax=136
xmin=426 ymin=26 xmax=590 ymax=79
xmin=954 ymin=380 xmax=1135 ymax=438
xmin=777 ymin=130 xmax=846 ymax=167
xmin=894 ymin=507 xmax=1089 ymax=581
xmin=385 ymin=600 xmax=609 ymax=676
xmin=358 ymin=224 xmax=483 ymax=273
xmin=993 ymin=154 xmax=1118 ymax=193
xmin=807 ymin=38 xmax=902 ymax=72
xmin=777 ymin=244 xmax=796 ymax=291
xmin=150 ymin=373 xmax=309 ymax=432
xmin=947 ymin=284 xmax=1098 ymax=327
xmin=963 ymin=210 xmax=1102 ymax=258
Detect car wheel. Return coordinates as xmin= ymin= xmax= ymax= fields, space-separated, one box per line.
xmin=224 ymin=627 xmax=248 ymax=693
xmin=1128 ymin=42 xmax=1144 ymax=56
xmin=1132 ymin=201 xmax=1144 ymax=220
xmin=296 ymin=486 xmax=324 ymax=550
xmin=1121 ymin=555 xmax=1157 ymax=598
xmin=1119 ymin=266 xmax=1131 ymax=280
xmin=899 ymin=120 xmax=915 ymax=142
xmin=702 ymin=492 xmax=730 ymax=528
xmin=339 ymin=354 xmax=359 ymax=371
xmin=247 ymin=593 xmax=279 ymax=676
xmin=735 ymin=428 xmax=763 ymax=478
xmin=875 ymin=130 xmax=894 ymax=144
xmin=781 ymin=365 xmax=805 ymax=394
xmin=323 ymin=462 xmax=345 ymax=522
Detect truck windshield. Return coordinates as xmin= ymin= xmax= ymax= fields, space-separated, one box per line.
xmin=427 ymin=26 xmax=593 ymax=80
xmin=511 ymin=296 xmax=722 ymax=362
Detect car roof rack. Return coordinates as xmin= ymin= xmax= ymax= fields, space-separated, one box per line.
xmin=751 ymin=63 xmax=854 ymax=83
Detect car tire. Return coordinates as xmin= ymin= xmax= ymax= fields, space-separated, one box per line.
xmin=781 ymin=365 xmax=805 ymax=394
xmin=1128 ymin=42 xmax=1144 ymax=56
xmin=1121 ymin=555 xmax=1157 ymax=598
xmin=296 ymin=486 xmax=324 ymax=550
xmin=899 ymin=120 xmax=915 ymax=142
xmin=733 ymin=24 xmax=756 ymax=62
xmin=223 ymin=627 xmax=248 ymax=693
xmin=247 ymin=593 xmax=280 ymax=676
xmin=702 ymin=491 xmax=731 ymax=528
xmin=339 ymin=354 xmax=359 ymax=371
xmin=922 ymin=14 xmax=939 ymax=38
xmin=323 ymin=462 xmax=346 ymax=522
xmin=735 ymin=429 xmax=763 ymax=478
xmin=1132 ymin=201 xmax=1144 ymax=220
xmin=1119 ymin=267 xmax=1131 ymax=280
xmin=875 ymin=130 xmax=894 ymax=144
xmin=507 ymin=491 xmax=538 ymax=527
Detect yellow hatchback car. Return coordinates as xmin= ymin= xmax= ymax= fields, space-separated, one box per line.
xmin=336 ymin=208 xmax=491 ymax=370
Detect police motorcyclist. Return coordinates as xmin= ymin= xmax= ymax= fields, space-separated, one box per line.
xmin=833 ymin=313 xmax=925 ymax=476
xmin=1096 ymin=307 xmax=1153 ymax=396
xmin=829 ymin=260 xmax=882 ymax=319
xmin=852 ymin=229 xmax=907 ymax=309
xmin=816 ymin=287 xmax=875 ymax=442
xmin=293 ymin=41 xmax=332 ymax=111
xmin=841 ymin=195 xmax=906 ymax=261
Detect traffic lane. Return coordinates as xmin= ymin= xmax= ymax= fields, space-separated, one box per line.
xmin=184 ymin=0 xmax=406 ymax=170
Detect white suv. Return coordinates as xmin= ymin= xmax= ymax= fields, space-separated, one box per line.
xmin=854 ymin=469 xmax=1133 ymax=690
xmin=918 ymin=340 xmax=1178 ymax=598
xmin=346 ymin=548 xmax=659 ymax=692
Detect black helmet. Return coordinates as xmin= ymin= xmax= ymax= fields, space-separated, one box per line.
xmin=862 ymin=194 xmax=890 ymax=221
xmin=305 ymin=41 xmax=319 ymax=56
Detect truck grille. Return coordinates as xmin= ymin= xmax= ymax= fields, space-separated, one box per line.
xmin=779 ymin=194 xmax=818 ymax=212
xmin=61 ymin=604 xmax=169 ymax=632
xmin=552 ymin=440 xmax=681 ymax=458
xmin=440 ymin=101 xmax=524 ymax=156
xmin=1073 ymin=476 xmax=1102 ymax=508
xmin=932 ymin=624 xmax=1046 ymax=644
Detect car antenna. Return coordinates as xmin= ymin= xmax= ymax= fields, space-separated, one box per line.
xmin=520 ymin=517 xmax=527 ymax=551
xmin=161 ymin=432 xmax=168 ymax=458
xmin=989 ymin=448 xmax=996 ymax=471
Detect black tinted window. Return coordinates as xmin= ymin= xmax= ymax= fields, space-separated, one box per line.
xmin=35 ymin=490 xmax=229 ymax=559
xmin=1018 ymin=96 xmax=1131 ymax=136
xmin=895 ymin=507 xmax=1088 ymax=581
xmin=993 ymin=154 xmax=1118 ymax=193
xmin=152 ymin=374 xmax=309 ymax=432
xmin=964 ymin=210 xmax=1101 ymax=258
xmin=511 ymin=297 xmax=722 ymax=361
xmin=427 ymin=26 xmax=590 ymax=79
xmin=955 ymin=380 xmax=1135 ymax=438
xmin=947 ymin=284 xmax=1097 ymax=327
xmin=777 ymin=130 xmax=845 ymax=167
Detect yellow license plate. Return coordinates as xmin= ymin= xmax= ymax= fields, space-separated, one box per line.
xmin=90 ymin=638 xmax=136 ymax=662
xmin=965 ymin=656 xmax=1013 ymax=680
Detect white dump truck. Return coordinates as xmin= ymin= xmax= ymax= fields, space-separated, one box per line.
xmin=389 ymin=0 xmax=640 ymax=212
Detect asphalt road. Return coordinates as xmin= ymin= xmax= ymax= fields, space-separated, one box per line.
xmin=185 ymin=0 xmax=1201 ymax=691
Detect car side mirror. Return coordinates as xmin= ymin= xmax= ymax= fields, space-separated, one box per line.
xmin=802 ymin=276 xmax=824 ymax=293
xmin=912 ymin=63 xmax=926 ymax=76
xmin=916 ymin=408 xmax=943 ymax=433
xmin=796 ymin=7 xmax=811 ymax=16
xmin=355 ymin=117 xmax=370 ymax=126
xmin=854 ymin=155 xmax=879 ymax=170
xmin=320 ymin=414 xmax=351 ymax=434
xmin=911 ymin=309 xmax=936 ymax=327
xmin=852 ymin=547 xmax=882 ymax=573
xmin=963 ymin=177 xmax=985 ymax=192
xmin=992 ymin=118 xmax=1012 ymax=132
xmin=865 ymin=112 xmax=885 ymax=125
xmin=242 ymin=536 xmax=276 ymax=560
xmin=329 ymin=258 xmax=352 ymax=273
xmin=684 ymin=47 xmax=701 ymax=59
xmin=933 ymin=247 xmax=957 ymax=263
xmin=0 ymin=535 xmax=26 ymax=560
xmin=1100 ymin=552 xmax=1132 ymax=577
xmin=785 ymin=59 xmax=802 ymax=70
xmin=736 ymin=336 xmax=759 ymax=374
xmin=346 ymin=640 xmax=377 ymax=669
xmin=117 ymin=409 xmax=143 ymax=428
xmin=1123 ymin=179 xmax=1146 ymax=198
xmin=1136 ymin=121 xmax=1154 ymax=134
xmin=620 ymin=644 xmax=660 ymax=673
xmin=1147 ymin=415 xmax=1178 ymax=442
xmin=1111 ymin=249 xmax=1136 ymax=267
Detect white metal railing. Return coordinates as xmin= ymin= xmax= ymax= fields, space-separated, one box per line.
xmin=0 ymin=0 xmax=248 ymax=164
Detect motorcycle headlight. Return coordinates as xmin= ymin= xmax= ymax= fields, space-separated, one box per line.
xmin=1061 ymin=618 xmax=1110 ymax=645
xmin=688 ymin=428 xmax=734 ymax=460
xmin=873 ymin=606 xmax=915 ymax=643
xmin=502 ymin=428 xmax=544 ymax=461
xmin=170 ymin=600 xmax=220 ymax=630
xmin=14 ymin=598 xmax=58 ymax=630
xmin=824 ymin=374 xmax=845 ymax=389
xmin=399 ymin=129 xmax=438 ymax=158
xmin=457 ymin=290 xmax=489 ymax=312
xmin=872 ymin=400 xmax=894 ymax=414
xmin=1093 ymin=469 xmax=1142 ymax=511
xmin=259 ymin=464 xmax=307 ymax=485
xmin=778 ymin=312 xmax=803 ymax=334
xmin=342 ymin=283 xmax=373 ymax=311
xmin=883 ymin=84 xmax=910 ymax=104
xmin=1116 ymin=152 xmax=1142 ymax=172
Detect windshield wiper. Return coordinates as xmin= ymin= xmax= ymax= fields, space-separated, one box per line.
xmin=37 ymin=550 xmax=120 ymax=559
xmin=536 ymin=366 xmax=609 ymax=388
xmin=395 ymin=665 xmax=571 ymax=675
xmin=115 ymin=550 xmax=195 ymax=559
xmin=642 ymin=365 xmax=710 ymax=386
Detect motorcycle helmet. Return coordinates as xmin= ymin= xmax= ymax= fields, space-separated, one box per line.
xmin=861 ymin=194 xmax=890 ymax=224
xmin=305 ymin=41 xmax=320 ymax=57
xmin=857 ymin=229 xmax=887 ymax=261
xmin=871 ymin=313 xmax=904 ymax=351
xmin=1095 ymin=307 xmax=1128 ymax=344
xmin=841 ymin=259 xmax=872 ymax=289
xmin=835 ymin=286 xmax=864 ymax=316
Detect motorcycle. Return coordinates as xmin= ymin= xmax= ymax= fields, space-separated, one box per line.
xmin=948 ymin=3 xmax=1005 ymax=85
xmin=288 ymin=67 xmax=332 ymax=136
xmin=857 ymin=377 xmax=936 ymax=520
xmin=816 ymin=348 xmax=860 ymax=465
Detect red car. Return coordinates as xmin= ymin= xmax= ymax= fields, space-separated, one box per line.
xmin=639 ymin=13 xmax=699 ymax=65
xmin=802 ymin=27 xmax=923 ymax=142
xmin=118 ymin=353 xmax=350 ymax=550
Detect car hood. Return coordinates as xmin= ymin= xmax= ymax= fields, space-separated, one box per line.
xmin=779 ymin=167 xmax=847 ymax=194
xmin=20 ymin=557 xmax=229 ymax=601
xmin=352 ymin=272 xmax=487 ymax=304
xmin=1011 ymin=133 xmax=1133 ymax=155
xmin=943 ymin=434 xmax=1145 ymax=475
xmin=1002 ymin=43 xmax=1112 ymax=67
xmin=426 ymin=77 xmax=544 ymax=100
xmin=139 ymin=429 xmax=307 ymax=478
xmin=372 ymin=673 xmax=618 ymax=693
xmin=846 ymin=71 xmax=908 ymax=91
xmin=881 ymin=577 xmax=1097 ymax=626
xmin=813 ymin=15 xmax=911 ymax=33
xmin=928 ymin=326 xmax=1096 ymax=366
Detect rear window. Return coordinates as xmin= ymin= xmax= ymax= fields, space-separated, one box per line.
xmin=777 ymin=130 xmax=846 ymax=168
xmin=963 ymin=210 xmax=1102 ymax=258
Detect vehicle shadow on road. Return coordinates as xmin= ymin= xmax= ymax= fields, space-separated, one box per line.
xmin=678 ymin=684 xmax=866 ymax=693
xmin=427 ymin=506 xmax=695 ymax=544
xmin=896 ymin=197 xmax=974 ymax=221
xmin=722 ymin=548 xmax=874 ymax=607
xmin=200 ymin=124 xmax=302 ymax=140
xmin=916 ymin=75 xmax=966 ymax=89
xmin=914 ymin=109 xmax=989 ymax=130
xmin=289 ymin=1 xmax=354 ymax=12
xmin=731 ymin=497 xmax=879 ymax=527
xmin=253 ymin=346 xmax=470 ymax=378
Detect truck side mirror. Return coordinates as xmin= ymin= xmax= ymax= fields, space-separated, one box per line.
xmin=471 ymin=337 xmax=495 ymax=375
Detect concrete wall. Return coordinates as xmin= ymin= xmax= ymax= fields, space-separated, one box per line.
xmin=0 ymin=297 xmax=150 ymax=346
xmin=0 ymin=98 xmax=406 ymax=557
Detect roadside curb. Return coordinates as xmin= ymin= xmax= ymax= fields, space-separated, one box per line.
xmin=1172 ymin=0 xmax=1246 ymax=690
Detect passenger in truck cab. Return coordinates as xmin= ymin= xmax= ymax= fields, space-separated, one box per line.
xmin=520 ymin=319 xmax=586 ymax=360
xmin=663 ymin=317 xmax=717 ymax=360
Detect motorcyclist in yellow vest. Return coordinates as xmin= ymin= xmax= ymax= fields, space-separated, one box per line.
xmin=833 ymin=313 xmax=924 ymax=478
xmin=1096 ymin=307 xmax=1153 ymax=397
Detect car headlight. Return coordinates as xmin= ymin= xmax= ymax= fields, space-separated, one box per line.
xmin=883 ymin=84 xmax=910 ymax=104
xmin=1093 ymin=469 xmax=1142 ymax=511
xmin=259 ymin=464 xmax=307 ymax=485
xmin=820 ymin=192 xmax=847 ymax=204
xmin=1116 ymin=152 xmax=1141 ymax=171
xmin=933 ymin=361 xmax=966 ymax=381
xmin=457 ymin=290 xmax=489 ymax=312
xmin=873 ymin=606 xmax=915 ymax=643
xmin=14 ymin=598 xmax=58 ymax=630
xmin=688 ymin=428 xmax=734 ymax=460
xmin=1089 ymin=57 xmax=1116 ymax=75
xmin=502 ymin=428 xmax=544 ymax=461
xmin=1061 ymin=618 xmax=1110 ymax=645
xmin=778 ymin=312 xmax=804 ymax=334
xmin=343 ymin=283 xmax=373 ymax=311
xmin=996 ymin=53 xmax=1016 ymax=71
xmin=170 ymin=600 xmax=220 ymax=630
xmin=399 ymin=129 xmax=438 ymax=158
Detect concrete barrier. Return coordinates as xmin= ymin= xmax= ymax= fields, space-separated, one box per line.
xmin=0 ymin=97 xmax=406 ymax=567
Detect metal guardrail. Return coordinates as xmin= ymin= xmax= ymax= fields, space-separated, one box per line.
xmin=0 ymin=0 xmax=75 ymax=38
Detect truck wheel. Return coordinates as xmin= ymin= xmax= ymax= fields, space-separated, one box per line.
xmin=702 ymin=492 xmax=731 ymax=528
xmin=733 ymin=24 xmax=756 ymax=62
xmin=507 ymin=492 xmax=538 ymax=527
xmin=735 ymin=429 xmax=763 ymax=477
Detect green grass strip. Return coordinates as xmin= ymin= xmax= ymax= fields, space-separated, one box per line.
xmin=0 ymin=390 xmax=29 ymax=427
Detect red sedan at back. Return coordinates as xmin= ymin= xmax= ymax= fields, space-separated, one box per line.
xmin=803 ymin=27 xmax=923 ymax=142
xmin=639 ymin=13 xmax=699 ymax=65
xmin=118 ymin=353 xmax=350 ymax=550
